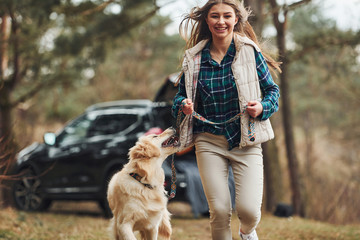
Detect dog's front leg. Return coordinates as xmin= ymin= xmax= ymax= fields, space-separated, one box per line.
xmin=158 ymin=210 xmax=172 ymax=240
xmin=117 ymin=224 xmax=137 ymax=240
xmin=141 ymin=228 xmax=158 ymax=240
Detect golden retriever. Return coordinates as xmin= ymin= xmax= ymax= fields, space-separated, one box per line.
xmin=107 ymin=127 xmax=180 ymax=240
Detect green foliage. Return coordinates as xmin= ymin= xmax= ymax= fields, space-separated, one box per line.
xmin=289 ymin=4 xmax=336 ymax=42
xmin=0 ymin=0 xmax=166 ymax=149
xmin=271 ymin=2 xmax=360 ymax=223
xmin=0 ymin=0 xmax=161 ymax=107
xmin=288 ymin=3 xmax=360 ymax=142
xmin=31 ymin=14 xmax=184 ymax=122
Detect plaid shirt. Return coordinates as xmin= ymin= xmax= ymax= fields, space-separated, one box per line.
xmin=172 ymin=40 xmax=280 ymax=150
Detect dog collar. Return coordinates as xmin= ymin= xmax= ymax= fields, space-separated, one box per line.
xmin=129 ymin=173 xmax=154 ymax=189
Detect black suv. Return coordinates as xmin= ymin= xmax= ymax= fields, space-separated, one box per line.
xmin=11 ymin=98 xmax=194 ymax=216
xmin=12 ymin=73 xmax=221 ymax=217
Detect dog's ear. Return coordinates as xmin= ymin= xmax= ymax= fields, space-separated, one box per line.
xmin=129 ymin=138 xmax=160 ymax=178
xmin=129 ymin=138 xmax=160 ymax=160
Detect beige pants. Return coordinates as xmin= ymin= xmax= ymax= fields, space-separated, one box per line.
xmin=195 ymin=133 xmax=263 ymax=240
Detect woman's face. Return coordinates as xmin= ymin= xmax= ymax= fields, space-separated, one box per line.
xmin=206 ymin=3 xmax=238 ymax=42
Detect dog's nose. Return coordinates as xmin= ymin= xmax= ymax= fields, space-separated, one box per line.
xmin=168 ymin=126 xmax=179 ymax=135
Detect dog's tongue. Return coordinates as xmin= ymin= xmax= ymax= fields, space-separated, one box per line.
xmin=162 ymin=136 xmax=179 ymax=147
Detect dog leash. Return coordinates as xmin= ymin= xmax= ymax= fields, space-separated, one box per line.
xmin=177 ymin=104 xmax=256 ymax=142
xmin=169 ymin=105 xmax=256 ymax=200
xmin=168 ymin=154 xmax=176 ymax=200
xmin=129 ymin=162 xmax=177 ymax=200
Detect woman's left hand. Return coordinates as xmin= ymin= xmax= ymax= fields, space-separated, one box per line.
xmin=246 ymin=101 xmax=263 ymax=118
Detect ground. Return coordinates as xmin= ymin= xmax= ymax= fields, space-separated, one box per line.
xmin=0 ymin=201 xmax=359 ymax=240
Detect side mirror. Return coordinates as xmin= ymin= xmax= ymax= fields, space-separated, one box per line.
xmin=44 ymin=132 xmax=56 ymax=146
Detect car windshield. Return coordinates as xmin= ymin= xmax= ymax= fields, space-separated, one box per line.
xmin=56 ymin=113 xmax=140 ymax=147
xmin=87 ymin=114 xmax=138 ymax=137
xmin=56 ymin=115 xmax=92 ymax=147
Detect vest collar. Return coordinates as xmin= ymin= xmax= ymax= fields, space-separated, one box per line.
xmin=184 ymin=33 xmax=261 ymax=60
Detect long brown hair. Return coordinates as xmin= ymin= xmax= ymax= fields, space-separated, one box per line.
xmin=179 ymin=0 xmax=281 ymax=73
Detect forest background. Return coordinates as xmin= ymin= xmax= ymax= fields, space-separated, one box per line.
xmin=0 ymin=0 xmax=359 ymax=226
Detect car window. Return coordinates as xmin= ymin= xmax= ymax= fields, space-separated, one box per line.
xmin=87 ymin=114 xmax=138 ymax=137
xmin=57 ymin=115 xmax=92 ymax=147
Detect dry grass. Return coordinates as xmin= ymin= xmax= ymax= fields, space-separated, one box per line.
xmin=0 ymin=202 xmax=359 ymax=240
xmin=0 ymin=207 xmax=109 ymax=240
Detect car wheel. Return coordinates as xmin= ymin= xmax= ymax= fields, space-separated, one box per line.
xmin=98 ymin=169 xmax=118 ymax=218
xmin=98 ymin=198 xmax=112 ymax=218
xmin=12 ymin=168 xmax=51 ymax=211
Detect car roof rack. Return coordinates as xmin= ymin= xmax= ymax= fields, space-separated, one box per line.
xmin=86 ymin=99 xmax=153 ymax=112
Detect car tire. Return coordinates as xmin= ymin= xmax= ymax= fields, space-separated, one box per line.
xmin=98 ymin=198 xmax=112 ymax=218
xmin=98 ymin=169 xmax=118 ymax=218
xmin=12 ymin=168 xmax=51 ymax=211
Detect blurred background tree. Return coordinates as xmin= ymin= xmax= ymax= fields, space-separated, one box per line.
xmin=0 ymin=0 xmax=180 ymax=207
xmin=287 ymin=3 xmax=360 ymax=222
xmin=0 ymin=0 xmax=164 ymax=142
xmin=37 ymin=15 xmax=183 ymax=122
xmin=251 ymin=0 xmax=360 ymax=218
xmin=243 ymin=0 xmax=284 ymax=215
xmin=243 ymin=0 xmax=359 ymax=221
xmin=268 ymin=0 xmax=312 ymax=218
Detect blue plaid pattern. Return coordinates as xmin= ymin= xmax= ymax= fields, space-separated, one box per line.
xmin=194 ymin=40 xmax=240 ymax=149
xmin=172 ymin=40 xmax=280 ymax=150
xmin=256 ymin=51 xmax=280 ymax=121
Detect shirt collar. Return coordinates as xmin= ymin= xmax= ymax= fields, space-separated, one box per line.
xmin=201 ymin=39 xmax=236 ymax=65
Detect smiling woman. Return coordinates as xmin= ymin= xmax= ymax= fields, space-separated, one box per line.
xmin=172 ymin=1 xmax=281 ymax=239
xmin=205 ymin=3 xmax=239 ymax=63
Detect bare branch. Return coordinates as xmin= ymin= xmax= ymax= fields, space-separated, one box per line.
xmin=0 ymin=136 xmax=15 ymax=185
xmin=268 ymin=0 xmax=280 ymax=25
xmin=267 ymin=0 xmax=312 ymax=27
xmin=81 ymin=0 xmax=168 ymax=16
xmin=8 ymin=6 xmax=20 ymax=91
xmin=11 ymin=81 xmax=47 ymax=108
xmin=286 ymin=0 xmax=312 ymax=11
xmin=289 ymin=30 xmax=360 ymax=61
xmin=0 ymin=15 xmax=11 ymax=82
xmin=157 ymin=0 xmax=177 ymax=9
xmin=81 ymin=0 xmax=115 ymax=16
xmin=95 ymin=5 xmax=160 ymax=41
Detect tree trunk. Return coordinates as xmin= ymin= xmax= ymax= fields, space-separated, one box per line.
xmin=268 ymin=0 xmax=307 ymax=217
xmin=244 ymin=0 xmax=284 ymax=213
xmin=0 ymin=13 xmax=15 ymax=204
xmin=244 ymin=0 xmax=265 ymax=36
xmin=0 ymin=14 xmax=10 ymax=80
xmin=277 ymin=29 xmax=305 ymax=217
xmin=0 ymin=91 xmax=15 ymax=208
xmin=262 ymin=140 xmax=283 ymax=212
xmin=304 ymin=110 xmax=314 ymax=178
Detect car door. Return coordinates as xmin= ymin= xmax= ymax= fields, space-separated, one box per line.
xmin=43 ymin=114 xmax=96 ymax=194
xmin=86 ymin=112 xmax=146 ymax=183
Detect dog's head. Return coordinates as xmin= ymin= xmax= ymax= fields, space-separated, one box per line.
xmin=128 ymin=127 xmax=180 ymax=178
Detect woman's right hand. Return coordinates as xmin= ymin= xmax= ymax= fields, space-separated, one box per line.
xmin=182 ymin=99 xmax=194 ymax=115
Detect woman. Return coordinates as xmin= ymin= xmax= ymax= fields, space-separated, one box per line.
xmin=172 ymin=0 xmax=281 ymax=239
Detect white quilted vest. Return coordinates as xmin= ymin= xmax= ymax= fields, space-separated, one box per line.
xmin=179 ymin=34 xmax=274 ymax=149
